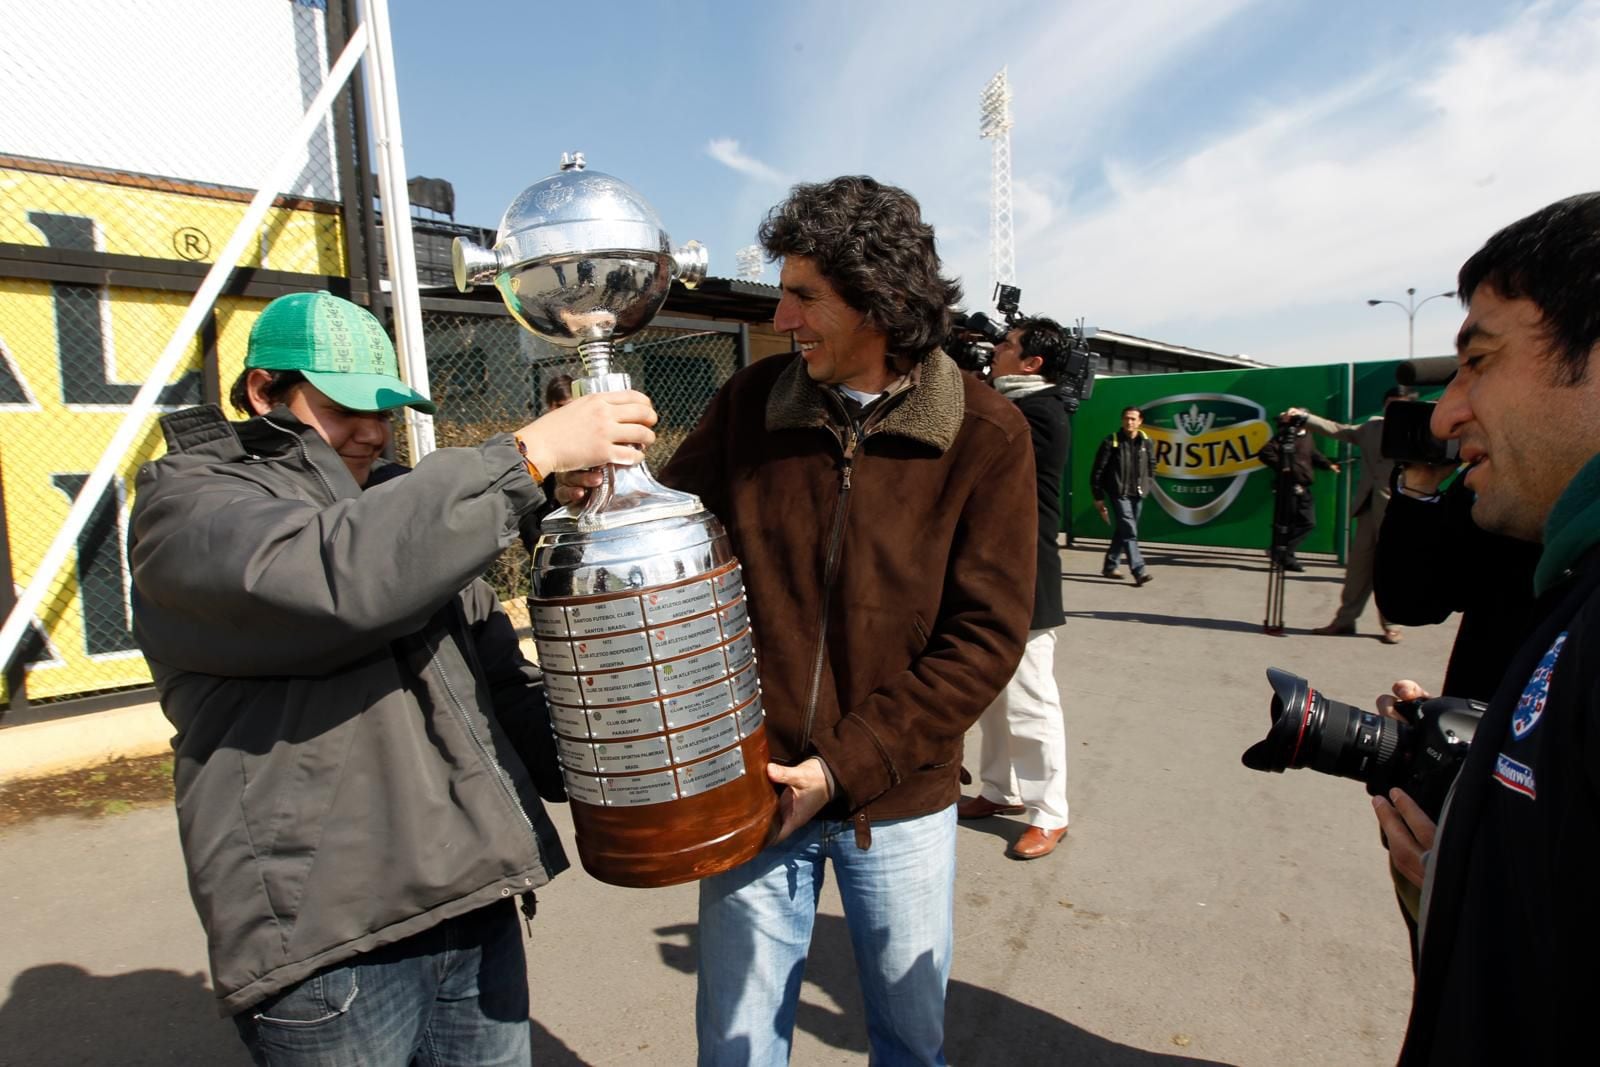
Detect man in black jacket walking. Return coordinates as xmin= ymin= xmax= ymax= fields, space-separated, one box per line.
xmin=1091 ymin=406 xmax=1155 ymax=585
xmin=958 ymin=317 xmax=1073 ymax=858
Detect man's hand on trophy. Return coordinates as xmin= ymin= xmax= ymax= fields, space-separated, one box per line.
xmin=768 ymin=758 xmax=834 ymax=843
xmin=552 ymin=468 xmax=604 ymax=506
xmin=514 ymin=390 xmax=657 ymax=480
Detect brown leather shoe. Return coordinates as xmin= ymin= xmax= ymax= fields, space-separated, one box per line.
xmin=1312 ymin=621 xmax=1356 ymax=636
xmin=957 ymin=794 xmax=1025 ymax=819
xmin=1009 ymin=825 xmax=1068 ymax=859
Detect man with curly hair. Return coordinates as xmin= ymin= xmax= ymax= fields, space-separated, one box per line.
xmin=568 ymin=177 xmax=1034 ymax=1064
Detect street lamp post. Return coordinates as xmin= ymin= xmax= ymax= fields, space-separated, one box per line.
xmin=1366 ymin=286 xmax=1457 ymax=358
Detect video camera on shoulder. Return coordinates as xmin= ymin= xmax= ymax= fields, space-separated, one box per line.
xmin=946 ymin=283 xmax=1025 ymax=373
xmin=946 ymin=309 xmax=1008 ymax=372
xmin=944 ymin=284 xmax=1096 ymax=411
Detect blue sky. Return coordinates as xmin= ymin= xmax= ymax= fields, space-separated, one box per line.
xmin=388 ymin=0 xmax=1600 ymax=366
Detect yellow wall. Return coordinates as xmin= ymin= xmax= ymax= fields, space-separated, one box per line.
xmin=1 ymin=167 xmax=342 ymax=702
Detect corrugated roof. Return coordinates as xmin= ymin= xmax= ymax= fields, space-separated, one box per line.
xmin=1089 ymin=329 xmax=1269 ymax=369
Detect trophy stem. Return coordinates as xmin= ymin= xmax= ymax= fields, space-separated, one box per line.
xmin=579 ymin=338 xmax=614 ymax=379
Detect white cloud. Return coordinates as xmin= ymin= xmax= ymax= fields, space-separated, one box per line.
xmin=1011 ymin=175 xmax=1059 ymax=238
xmin=685 ymin=2 xmax=1598 ymax=364
xmin=752 ymin=0 xmax=1271 ymax=311
xmin=1012 ymin=1 xmax=1600 ymax=364
xmin=706 ymin=138 xmax=792 ymax=186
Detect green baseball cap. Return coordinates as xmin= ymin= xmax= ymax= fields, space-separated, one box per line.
xmin=246 ymin=291 xmax=436 ymax=414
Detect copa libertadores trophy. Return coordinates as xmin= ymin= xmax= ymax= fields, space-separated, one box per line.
xmin=453 ymin=152 xmax=776 ymax=888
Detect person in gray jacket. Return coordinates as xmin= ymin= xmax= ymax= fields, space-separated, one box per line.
xmin=128 ymin=291 xmax=656 ymax=1066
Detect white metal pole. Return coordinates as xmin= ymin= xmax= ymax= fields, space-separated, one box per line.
xmin=357 ymin=0 xmax=434 ymax=460
xmin=0 ymin=25 xmax=371 ymax=675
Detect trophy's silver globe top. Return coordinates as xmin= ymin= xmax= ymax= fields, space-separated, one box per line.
xmin=452 ymin=151 xmax=708 ymax=380
xmin=451 ymin=153 xmax=711 ymax=534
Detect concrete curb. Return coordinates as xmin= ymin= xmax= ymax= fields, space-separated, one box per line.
xmin=0 ymin=702 xmax=171 ymax=784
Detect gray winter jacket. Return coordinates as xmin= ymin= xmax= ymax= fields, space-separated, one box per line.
xmin=129 ymin=405 xmax=569 ymax=1016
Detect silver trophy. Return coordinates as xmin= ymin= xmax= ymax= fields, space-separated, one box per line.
xmin=454 ymin=153 xmax=775 ymax=888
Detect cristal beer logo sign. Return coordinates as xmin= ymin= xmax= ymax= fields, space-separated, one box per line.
xmin=1139 ymin=393 xmax=1272 ymax=526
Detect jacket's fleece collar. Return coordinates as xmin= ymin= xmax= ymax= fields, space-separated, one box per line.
xmin=765 ymin=350 xmax=966 ymax=453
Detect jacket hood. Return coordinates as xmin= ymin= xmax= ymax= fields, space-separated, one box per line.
xmin=160 ymin=404 xmax=358 ymax=488
xmin=765 ymin=350 xmax=966 ymax=453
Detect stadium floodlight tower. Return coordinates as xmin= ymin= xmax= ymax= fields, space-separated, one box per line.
xmin=735 ymin=244 xmax=765 ymax=282
xmin=979 ymin=67 xmax=1016 ymax=308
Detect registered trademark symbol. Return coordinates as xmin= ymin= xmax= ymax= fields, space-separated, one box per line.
xmin=173 ymin=227 xmax=210 ymax=261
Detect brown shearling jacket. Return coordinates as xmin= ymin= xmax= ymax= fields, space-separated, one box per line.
xmin=661 ymin=351 xmax=1035 ymax=829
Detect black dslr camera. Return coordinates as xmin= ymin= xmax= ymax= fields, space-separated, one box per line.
xmin=1381 ymin=356 xmax=1462 ymax=464
xmin=1241 ymin=668 xmax=1482 ymax=817
xmin=1380 ymin=400 xmax=1461 ymax=465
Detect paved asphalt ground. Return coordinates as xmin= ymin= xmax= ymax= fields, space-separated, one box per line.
xmin=0 ymin=541 xmax=1448 ymax=1066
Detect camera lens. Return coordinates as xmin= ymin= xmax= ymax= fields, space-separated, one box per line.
xmin=1242 ymin=668 xmax=1406 ymax=785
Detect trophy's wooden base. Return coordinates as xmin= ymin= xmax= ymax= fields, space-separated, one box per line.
xmin=571 ymin=731 xmax=778 ymax=888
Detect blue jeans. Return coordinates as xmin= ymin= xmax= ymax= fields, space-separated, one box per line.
xmin=1105 ymin=496 xmax=1146 ymax=574
xmin=696 ymin=806 xmax=957 ymax=1067
xmin=232 ymin=901 xmax=531 ymax=1067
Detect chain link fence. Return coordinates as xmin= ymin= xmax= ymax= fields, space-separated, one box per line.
xmin=415 ymin=305 xmax=743 ymax=600
xmin=1 ymin=0 xmax=360 ymax=709
xmin=1 ymin=2 xmax=746 ymax=712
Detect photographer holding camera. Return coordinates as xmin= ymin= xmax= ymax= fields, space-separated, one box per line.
xmin=1256 ymin=411 xmax=1339 ymax=572
xmin=1376 ymin=463 xmax=1543 ymax=704
xmin=1283 ymin=387 xmax=1415 ymax=642
xmin=1362 ymin=192 xmax=1600 ymax=1064
xmin=959 ymin=316 xmax=1073 ymax=858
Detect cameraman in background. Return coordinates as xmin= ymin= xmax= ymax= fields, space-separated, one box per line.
xmin=1256 ymin=411 xmax=1338 ymax=572
xmin=959 ymin=317 xmax=1073 ymax=859
xmin=1285 ymin=386 xmax=1415 ymax=643
xmin=1371 ymin=192 xmax=1600 ymax=1064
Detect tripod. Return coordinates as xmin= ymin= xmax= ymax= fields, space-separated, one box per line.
xmin=1262 ymin=424 xmax=1302 ymax=635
